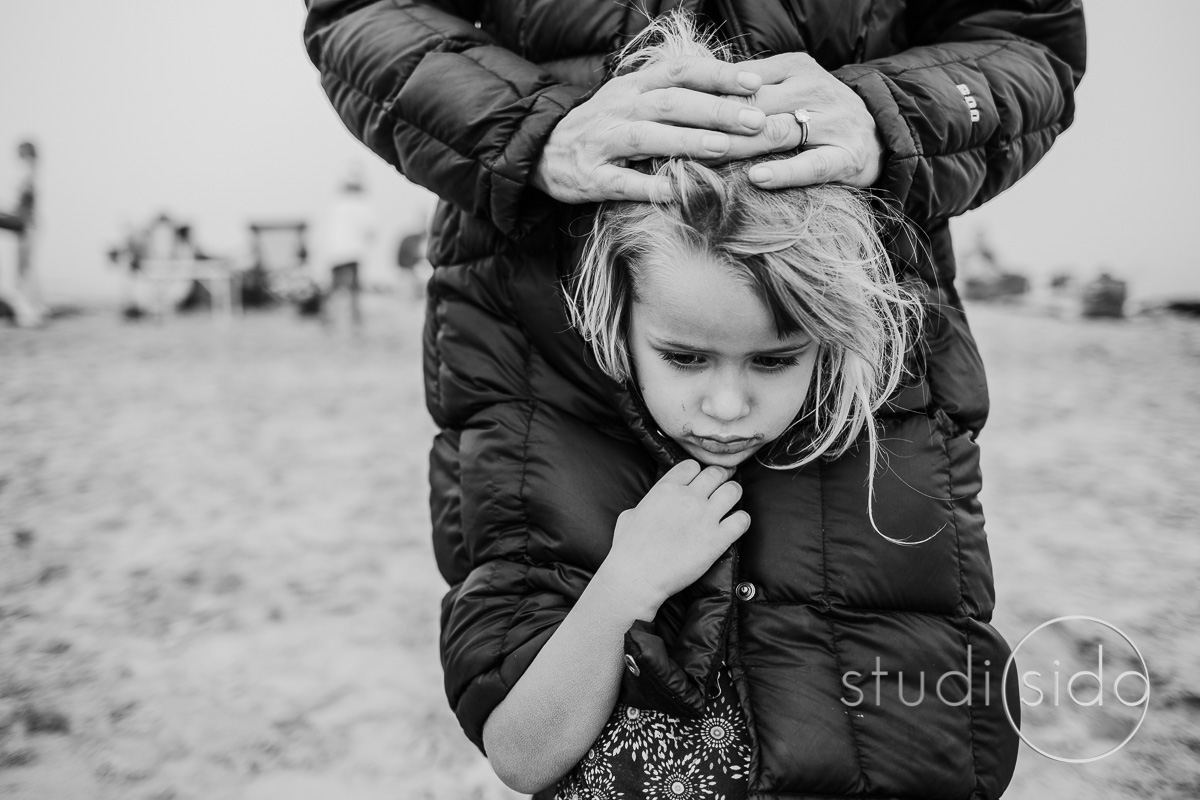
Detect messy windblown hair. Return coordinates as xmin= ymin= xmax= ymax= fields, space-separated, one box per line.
xmin=566 ymin=11 xmax=924 ymax=497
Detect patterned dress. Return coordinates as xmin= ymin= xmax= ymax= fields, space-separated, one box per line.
xmin=554 ymin=668 xmax=751 ymax=800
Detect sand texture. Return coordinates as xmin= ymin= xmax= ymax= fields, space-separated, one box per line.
xmin=1 ymin=298 xmax=1197 ymax=799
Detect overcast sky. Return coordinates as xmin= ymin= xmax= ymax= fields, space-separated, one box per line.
xmin=0 ymin=0 xmax=1196 ymax=302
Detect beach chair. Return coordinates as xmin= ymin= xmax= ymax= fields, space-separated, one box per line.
xmin=111 ymin=214 xmax=240 ymax=320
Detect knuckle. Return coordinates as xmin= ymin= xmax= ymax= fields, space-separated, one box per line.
xmin=625 ymin=122 xmax=646 ymax=150
xmin=766 ymin=116 xmax=792 ymax=147
xmin=812 ymin=151 xmax=833 ymax=180
xmin=654 ymin=88 xmax=680 ymax=115
xmin=667 ymin=57 xmax=688 ymax=81
xmin=580 ymin=128 xmax=609 ymax=160
xmin=831 ymin=151 xmax=854 ymax=180
xmin=849 ymin=152 xmax=866 ymax=177
xmin=712 ymin=97 xmax=733 ymax=124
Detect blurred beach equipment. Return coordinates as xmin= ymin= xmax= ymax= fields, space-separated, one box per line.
xmin=1081 ymin=273 xmax=1129 ymax=319
xmin=959 ymin=230 xmax=1032 ymax=303
xmin=107 ymin=213 xmax=240 ymax=320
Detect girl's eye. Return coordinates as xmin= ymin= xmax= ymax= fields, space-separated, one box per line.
xmin=660 ymin=351 xmax=704 ymax=370
xmin=755 ymin=355 xmax=800 ymax=372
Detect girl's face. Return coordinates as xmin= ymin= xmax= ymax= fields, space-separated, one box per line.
xmin=628 ymin=245 xmax=819 ymax=467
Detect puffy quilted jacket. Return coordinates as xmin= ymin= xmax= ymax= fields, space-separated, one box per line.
xmin=303 ymin=2 xmax=1086 ymax=797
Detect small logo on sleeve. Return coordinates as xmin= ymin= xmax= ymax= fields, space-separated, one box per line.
xmin=957 ymin=84 xmax=981 ymax=123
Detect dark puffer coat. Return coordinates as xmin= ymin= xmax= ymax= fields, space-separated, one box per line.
xmin=303 ymin=2 xmax=1086 ymax=797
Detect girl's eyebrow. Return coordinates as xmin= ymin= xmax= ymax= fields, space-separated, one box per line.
xmin=650 ymin=336 xmax=812 ymax=355
xmin=756 ymin=341 xmax=814 ymax=354
xmin=650 ymin=337 xmax=704 ymax=352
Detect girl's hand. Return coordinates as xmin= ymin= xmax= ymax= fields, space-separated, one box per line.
xmin=530 ymin=58 xmax=767 ymax=204
xmin=484 ymin=458 xmax=747 ymax=791
xmin=597 ymin=459 xmax=751 ymax=617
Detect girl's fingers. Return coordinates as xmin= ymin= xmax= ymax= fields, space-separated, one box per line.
xmin=719 ymin=510 xmax=752 ymax=539
xmin=707 ymin=479 xmax=742 ymax=513
xmin=659 ymin=459 xmax=704 ymax=486
xmin=688 ymin=464 xmax=734 ymax=498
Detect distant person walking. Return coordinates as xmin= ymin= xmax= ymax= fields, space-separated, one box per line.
xmin=395 ymin=228 xmax=429 ymax=299
xmin=0 ymin=141 xmax=44 ymax=327
xmin=318 ymin=170 xmax=376 ymax=327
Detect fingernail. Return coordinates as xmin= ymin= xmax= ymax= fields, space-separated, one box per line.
xmin=702 ymin=133 xmax=729 ymax=154
xmin=749 ymin=166 xmax=772 ymax=183
xmin=736 ymin=71 xmax=762 ymax=92
xmin=738 ymin=108 xmax=766 ymax=129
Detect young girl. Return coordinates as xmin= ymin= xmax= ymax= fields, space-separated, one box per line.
xmin=464 ymin=16 xmax=1019 ymax=800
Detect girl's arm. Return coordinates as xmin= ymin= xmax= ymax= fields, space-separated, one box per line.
xmin=480 ymin=562 xmax=652 ymax=793
xmin=482 ymin=461 xmax=749 ymax=794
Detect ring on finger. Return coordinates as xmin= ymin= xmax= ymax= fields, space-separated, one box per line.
xmin=793 ymin=109 xmax=811 ymax=147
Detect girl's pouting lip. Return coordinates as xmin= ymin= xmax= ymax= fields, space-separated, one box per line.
xmin=628 ymin=241 xmax=819 ymax=468
xmin=683 ymin=436 xmax=762 ymax=467
xmin=689 ymin=434 xmax=760 ymax=455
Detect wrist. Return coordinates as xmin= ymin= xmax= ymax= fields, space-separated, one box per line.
xmin=591 ymin=561 xmax=664 ymax=623
xmin=530 ymin=110 xmax=573 ymax=197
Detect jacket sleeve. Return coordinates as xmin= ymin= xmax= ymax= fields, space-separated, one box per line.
xmin=440 ymin=558 xmax=583 ymax=751
xmin=303 ymin=0 xmax=584 ymax=238
xmin=441 ymin=542 xmax=734 ymax=752
xmin=832 ymin=0 xmax=1086 ymax=224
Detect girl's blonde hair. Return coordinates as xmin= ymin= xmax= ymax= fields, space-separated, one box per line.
xmin=567 ymin=11 xmax=924 ymax=488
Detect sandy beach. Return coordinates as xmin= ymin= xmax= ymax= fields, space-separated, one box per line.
xmin=1 ymin=297 xmax=1197 ymax=799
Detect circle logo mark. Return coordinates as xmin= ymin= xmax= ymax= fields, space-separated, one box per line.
xmin=1002 ymin=615 xmax=1150 ymax=763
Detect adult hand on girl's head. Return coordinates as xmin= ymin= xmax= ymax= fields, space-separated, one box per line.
xmin=599 ymin=459 xmax=750 ymax=618
xmin=724 ymin=52 xmax=885 ymax=189
xmin=530 ymin=57 xmax=767 ymax=204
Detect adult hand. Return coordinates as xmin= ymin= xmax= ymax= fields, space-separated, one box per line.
xmin=530 ymin=57 xmax=767 ymax=204
xmin=727 ymin=52 xmax=885 ymax=189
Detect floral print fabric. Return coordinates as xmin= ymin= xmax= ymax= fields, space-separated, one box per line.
xmin=554 ymin=669 xmax=750 ymax=800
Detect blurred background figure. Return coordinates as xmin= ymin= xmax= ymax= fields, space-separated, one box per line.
xmin=316 ymin=167 xmax=376 ymax=327
xmin=394 ymin=226 xmax=429 ymax=300
xmin=0 ymin=140 xmax=45 ymax=327
xmin=107 ymin=220 xmax=152 ymax=319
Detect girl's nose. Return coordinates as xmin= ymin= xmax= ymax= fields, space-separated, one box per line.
xmin=700 ymin=375 xmax=751 ymax=423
